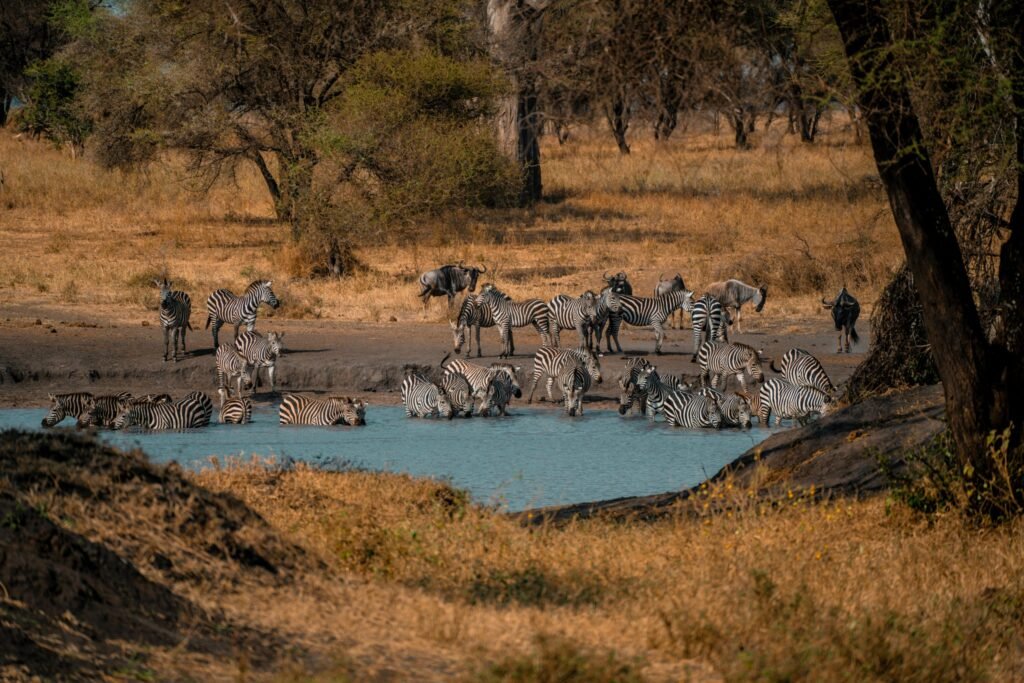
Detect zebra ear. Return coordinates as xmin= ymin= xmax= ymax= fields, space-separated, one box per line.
xmin=47 ymin=393 xmax=55 ymax=402
xmin=266 ymin=280 xmax=273 ymax=287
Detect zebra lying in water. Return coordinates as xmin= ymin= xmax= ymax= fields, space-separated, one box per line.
xmin=757 ymin=378 xmax=832 ymax=427
xmin=234 ymin=331 xmax=284 ymax=394
xmin=401 ymin=373 xmax=453 ymax=419
xmin=205 ymin=279 xmax=280 ymax=348
xmin=617 ymin=357 xmax=689 ymax=417
xmin=113 ymin=391 xmax=213 ymax=430
xmin=771 ymin=348 xmax=836 ymax=396
xmin=632 ymin=366 xmax=723 ymax=428
xmin=216 ymin=343 xmax=255 ymax=406
xmin=279 ymin=394 xmax=365 ymax=425
xmin=696 ymin=341 xmax=765 ymax=392
xmin=526 ymin=346 xmax=602 ymax=403
xmin=155 ymin=278 xmax=193 ymax=362
xmin=220 ymin=397 xmax=252 ymax=424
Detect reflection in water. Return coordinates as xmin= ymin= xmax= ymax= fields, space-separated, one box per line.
xmin=0 ymin=406 xmax=777 ymax=511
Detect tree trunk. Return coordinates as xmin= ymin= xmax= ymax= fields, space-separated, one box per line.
xmin=731 ymin=109 xmax=749 ymax=149
xmin=606 ymin=97 xmax=630 ymax=154
xmin=250 ymin=151 xmax=283 ymax=217
xmin=0 ymin=90 xmax=10 ymax=127
xmin=826 ymin=0 xmax=1023 ymax=511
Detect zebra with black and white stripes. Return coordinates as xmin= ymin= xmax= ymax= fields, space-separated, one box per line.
xmin=220 ymin=397 xmax=252 ymax=424
xmin=441 ymin=356 xmax=523 ymax=399
xmin=547 ymin=292 xmax=598 ymax=348
xmin=588 ymin=287 xmax=623 ymax=353
xmin=205 ymin=280 xmax=280 ymax=348
xmin=440 ymin=371 xmax=475 ymax=417
xmin=477 ymin=369 xmax=516 ymax=417
xmin=450 ymin=293 xmax=504 ymax=358
xmin=605 ymin=289 xmax=694 ymax=355
xmin=558 ymin=359 xmax=591 ymax=417
xmin=757 ymin=378 xmax=832 ymax=427
xmin=113 ymin=391 xmax=213 ymax=430
xmin=478 ymin=283 xmax=552 ymax=358
xmin=234 ymin=331 xmax=284 ymax=393
xmin=401 ymin=373 xmax=453 ymax=419
xmin=696 ymin=341 xmax=765 ymax=391
xmin=770 ymin=348 xmax=836 ymax=396
xmin=632 ymin=366 xmax=684 ymax=419
xmin=720 ymin=393 xmax=753 ymax=428
xmin=155 ymin=279 xmax=192 ymax=362
xmin=215 ymin=343 xmax=255 ymax=406
xmin=41 ymin=392 xmax=93 ymax=427
xmin=279 ymin=394 xmax=364 ymax=425
xmin=690 ymin=294 xmax=728 ymax=360
xmin=617 ymin=357 xmax=653 ymax=416
xmin=76 ymin=392 xmax=133 ymax=429
xmin=526 ymin=346 xmax=602 ymax=404
xmin=663 ymin=393 xmax=722 ymax=429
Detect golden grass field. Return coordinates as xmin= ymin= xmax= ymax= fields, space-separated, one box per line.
xmin=0 ymin=118 xmax=900 ymax=325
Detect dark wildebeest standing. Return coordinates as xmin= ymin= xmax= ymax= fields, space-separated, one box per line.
xmin=822 ymin=287 xmax=860 ymax=353
xmin=705 ymin=279 xmax=768 ymax=333
xmin=654 ymin=273 xmax=687 ymax=329
xmin=417 ymin=261 xmax=486 ymax=316
xmin=603 ymin=271 xmax=632 ymax=295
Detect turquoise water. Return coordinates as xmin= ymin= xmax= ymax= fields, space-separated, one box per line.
xmin=1 ymin=406 xmax=776 ymax=511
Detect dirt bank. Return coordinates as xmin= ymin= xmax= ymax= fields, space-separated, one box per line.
xmin=0 ymin=301 xmax=868 ymax=408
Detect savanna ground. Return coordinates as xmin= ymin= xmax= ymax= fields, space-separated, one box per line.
xmin=5 ymin=119 xmax=1022 ymax=681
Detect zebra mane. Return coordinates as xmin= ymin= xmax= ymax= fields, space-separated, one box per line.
xmin=731 ymin=342 xmax=762 ymax=357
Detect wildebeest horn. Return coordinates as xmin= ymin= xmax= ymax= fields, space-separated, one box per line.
xmin=478 ymin=264 xmax=487 ymax=273
xmin=822 ymin=298 xmax=834 ymax=308
xmin=458 ymin=259 xmax=465 ymax=267
xmin=658 ymin=273 xmax=665 ymax=282
xmin=603 ymin=271 xmax=612 ymax=281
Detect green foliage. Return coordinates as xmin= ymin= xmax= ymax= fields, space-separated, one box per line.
xmin=18 ymin=58 xmax=90 ymax=149
xmin=473 ymin=636 xmax=647 ymax=683
xmin=47 ymin=0 xmax=99 ymax=38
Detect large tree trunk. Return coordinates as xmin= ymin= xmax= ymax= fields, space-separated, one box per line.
xmin=606 ymin=97 xmax=630 ymax=154
xmin=826 ymin=0 xmax=1024 ymax=512
xmin=0 ymin=89 xmax=11 ymax=127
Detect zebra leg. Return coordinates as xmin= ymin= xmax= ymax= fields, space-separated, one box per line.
xmin=233 ymin=321 xmax=243 ymax=340
xmin=210 ymin=319 xmax=222 ymax=349
xmin=473 ymin=323 xmax=481 ymax=358
xmin=759 ymin=404 xmax=771 ymax=427
xmin=526 ymin=369 xmax=542 ymax=403
xmin=181 ymin=323 xmax=188 ymax=354
xmin=545 ymin=376 xmax=556 ymax=403
xmin=172 ymin=328 xmax=181 ymax=362
xmin=653 ymin=321 xmax=664 ymax=355
xmin=268 ymin=365 xmax=276 ymax=393
xmin=551 ymin=320 xmax=561 ymax=348
xmin=735 ymin=307 xmax=743 ymax=334
xmin=736 ymin=373 xmax=746 ymax=393
xmin=163 ymin=326 xmax=171 ymax=362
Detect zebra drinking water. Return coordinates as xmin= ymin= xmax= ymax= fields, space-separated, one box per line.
xmin=155 ymin=279 xmax=193 ymax=362
xmin=720 ymin=393 xmax=753 ymax=428
xmin=220 ymin=397 xmax=252 ymax=424
xmin=279 ymin=394 xmax=364 ymax=425
xmin=757 ymin=378 xmax=832 ymax=427
xmin=401 ymin=373 xmax=453 ymax=419
xmin=696 ymin=341 xmax=765 ymax=391
xmin=558 ymin=359 xmax=591 ymax=417
xmin=477 ymin=369 xmax=516 ymax=417
xmin=478 ymin=283 xmax=552 ymax=358
xmin=771 ymin=348 xmax=836 ymax=396
xmin=234 ymin=331 xmax=284 ymax=394
xmin=215 ymin=343 xmax=255 ymax=406
xmin=547 ymin=291 xmax=598 ymax=348
xmin=450 ymin=293 xmax=505 ymax=358
xmin=526 ymin=346 xmax=602 ymax=403
xmin=439 ymin=371 xmax=475 ymax=417
xmin=76 ymin=392 xmax=133 ymax=429
xmin=204 ymin=280 xmax=280 ymax=348
xmin=605 ymin=289 xmax=694 ymax=355
xmin=41 ymin=392 xmax=94 ymax=427
xmin=441 ymin=356 xmax=522 ymax=399
xmin=113 ymin=391 xmax=213 ymax=430
xmin=690 ymin=294 xmax=728 ymax=360
xmin=705 ymin=279 xmax=767 ymax=333
xmin=663 ymin=393 xmax=723 ymax=429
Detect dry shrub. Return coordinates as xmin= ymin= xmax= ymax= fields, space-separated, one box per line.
xmin=472 ymin=635 xmax=646 ymax=683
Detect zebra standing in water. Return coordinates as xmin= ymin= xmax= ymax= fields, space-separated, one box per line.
xmin=449 ymin=293 xmax=505 ymax=358
xmin=441 ymin=356 xmax=523 ymax=399
xmin=477 ymin=369 xmax=517 ymax=417
xmin=696 ymin=341 xmax=765 ymax=391
xmin=113 ymin=391 xmax=213 ymax=430
xmin=663 ymin=393 xmax=722 ymax=429
xmin=617 ymin=358 xmax=689 ymax=416
xmin=155 ymin=279 xmax=192 ymax=362
xmin=76 ymin=392 xmax=134 ymax=428
xmin=526 ymin=346 xmax=602 ymax=403
xmin=705 ymin=279 xmax=767 ymax=333
xmin=41 ymin=392 xmax=93 ymax=427
xmin=478 ymin=283 xmax=552 ymax=358
xmin=234 ymin=331 xmax=284 ymax=393
xmin=690 ymin=294 xmax=728 ymax=361
xmin=440 ymin=372 xmax=476 ymax=417
xmin=719 ymin=393 xmax=753 ymax=428
xmin=279 ymin=394 xmax=365 ymax=425
xmin=558 ymin=359 xmax=591 ymax=416
xmin=771 ymin=348 xmax=836 ymax=396
xmin=215 ymin=343 xmax=254 ymax=406
xmin=605 ymin=289 xmax=694 ymax=355
xmin=547 ymin=292 xmax=598 ymax=348
xmin=401 ymin=373 xmax=453 ymax=419
xmin=220 ymin=397 xmax=252 ymax=424
xmin=205 ymin=280 xmax=280 ymax=348
xmin=757 ymin=378 xmax=832 ymax=427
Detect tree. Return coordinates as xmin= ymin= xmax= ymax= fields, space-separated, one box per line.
xmin=824 ymin=0 xmax=1024 ymax=515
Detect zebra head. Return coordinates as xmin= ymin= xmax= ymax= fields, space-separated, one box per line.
xmin=737 ymin=343 xmax=766 ymax=383
xmin=488 ymin=363 xmax=522 ymax=397
xmin=577 ymin=347 xmax=602 ymax=384
xmin=154 ymin=278 xmax=173 ymax=305
xmin=635 ymin=365 xmax=658 ymax=392
xmin=436 ymin=389 xmax=454 ymax=420
xmin=754 ymin=285 xmax=768 ymax=312
xmin=703 ymin=397 xmax=723 ymax=429
xmin=41 ymin=394 xmax=70 ymax=427
xmin=249 ymin=279 xmax=280 ymax=309
xmin=266 ymin=331 xmax=285 ymax=356
xmin=449 ymin=319 xmax=467 ymax=354
xmin=75 ymin=396 xmax=100 ymax=429
xmin=734 ymin=392 xmax=753 ymax=429
xmin=112 ymin=406 xmax=141 ymax=430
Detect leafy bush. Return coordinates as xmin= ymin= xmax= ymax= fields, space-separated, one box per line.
xmin=18 ymin=59 xmax=90 ymax=152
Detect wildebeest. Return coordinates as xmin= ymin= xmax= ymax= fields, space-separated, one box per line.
xmin=705 ymin=279 xmax=768 ymax=333
xmin=654 ymin=273 xmax=687 ymax=329
xmin=603 ymin=271 xmax=632 ymax=295
xmin=417 ymin=261 xmax=487 ymax=316
xmin=822 ymin=287 xmax=860 ymax=353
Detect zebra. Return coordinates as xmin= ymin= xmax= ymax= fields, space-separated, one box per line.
xmin=587 ymin=287 xmax=624 ymax=353
xmin=449 ymin=293 xmax=506 ymax=358
xmin=401 ymin=373 xmax=453 ymax=419
xmin=113 ymin=391 xmax=213 ymax=430
xmin=663 ymin=393 xmax=723 ymax=429
xmin=632 ymin=366 xmax=689 ymax=419
xmin=418 ymin=261 xmax=486 ymax=315
xmin=705 ymin=279 xmax=768 ymax=333
xmin=441 ymin=355 xmax=523 ymax=399
xmin=155 ymin=278 xmax=192 ymax=362
xmin=220 ymin=397 xmax=252 ymax=424
xmin=757 ymin=378 xmax=833 ymax=427
xmin=130 ymin=393 xmax=172 ymax=405
xmin=822 ymin=288 xmax=861 ymax=353
xmin=215 ymin=343 xmax=255 ymax=406
xmin=606 ymin=289 xmax=694 ymax=355
xmin=76 ymin=392 xmax=134 ymax=429
xmin=654 ymin=273 xmax=687 ymax=329
xmin=41 ymin=392 xmax=93 ymax=427
xmin=617 ymin=356 xmax=653 ymax=416
xmin=526 ymin=346 xmax=602 ymax=403
xmin=770 ymin=348 xmax=836 ymax=396
xmin=696 ymin=341 xmax=765 ymax=392
xmin=558 ymin=359 xmax=591 ymax=417
xmin=547 ymin=292 xmax=598 ymax=348
xmin=478 ymin=283 xmax=552 ymax=358
xmin=279 ymin=394 xmax=364 ymax=425
xmin=477 ymin=369 xmax=516 ymax=417
xmin=204 ymin=279 xmax=280 ymax=348
xmin=690 ymin=294 xmax=728 ymax=361
xmin=234 ymin=331 xmax=284 ymax=393
xmin=720 ymin=393 xmax=753 ymax=429
xmin=440 ymin=371 xmax=475 ymax=417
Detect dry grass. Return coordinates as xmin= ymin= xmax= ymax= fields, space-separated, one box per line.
xmin=193 ymin=460 xmax=1024 ymax=682
xmin=0 ymin=118 xmax=901 ymax=326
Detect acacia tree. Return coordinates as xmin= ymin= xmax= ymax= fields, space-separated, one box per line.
xmin=825 ymin=0 xmax=1023 ymax=515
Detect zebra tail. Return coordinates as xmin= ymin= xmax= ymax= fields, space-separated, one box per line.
xmin=770 ymin=359 xmax=782 ymax=373
xmin=204 ymin=314 xmax=212 ymax=329
xmin=440 ymin=352 xmax=452 ymax=370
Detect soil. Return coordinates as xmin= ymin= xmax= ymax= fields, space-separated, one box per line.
xmin=0 ymin=300 xmax=869 ymax=408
